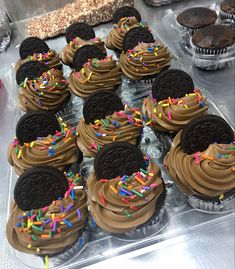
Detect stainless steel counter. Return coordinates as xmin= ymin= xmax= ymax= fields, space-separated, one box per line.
xmin=0 ymin=0 xmax=234 ymax=269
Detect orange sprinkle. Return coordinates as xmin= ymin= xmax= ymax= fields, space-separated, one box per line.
xmin=232 ymin=167 xmax=235 ymax=172
xmin=201 ymin=154 xmax=214 ymax=161
xmin=109 ymin=185 xmax=118 ymax=194
xmin=41 ymin=234 xmax=50 ymax=238
xmin=33 ymin=222 xmax=42 ymax=225
xmin=135 ymin=176 xmax=145 ymax=185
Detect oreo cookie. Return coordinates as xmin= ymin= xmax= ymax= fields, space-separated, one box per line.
xmin=83 ymin=91 xmax=124 ymax=124
xmin=19 ymin=37 xmax=50 ymax=59
xmin=180 ymin=114 xmax=234 ymax=154
xmin=151 ymin=69 xmax=195 ymax=101
xmin=73 ymin=45 xmax=106 ymax=71
xmin=65 ymin=22 xmax=96 ymax=43
xmin=16 ymin=111 xmax=61 ymax=145
xmin=16 ymin=60 xmax=49 ymax=85
xmin=94 ymin=141 xmax=146 ymax=180
xmin=14 ymin=166 xmax=69 ymax=211
xmin=113 ymin=6 xmax=141 ymax=24
xmin=123 ymin=27 xmax=155 ymax=52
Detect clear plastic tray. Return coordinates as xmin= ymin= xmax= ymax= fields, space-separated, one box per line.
xmin=156 ymin=3 xmax=235 ymax=70
xmin=3 ymin=39 xmax=235 ymax=268
xmin=144 ymin=0 xmax=182 ymax=7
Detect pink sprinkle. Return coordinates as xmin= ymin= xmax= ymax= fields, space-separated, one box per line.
xmin=42 ymin=206 xmax=49 ymax=212
xmin=168 ymin=111 xmax=172 ymax=120
xmin=65 ymin=184 xmax=75 ymax=198
xmin=30 ymin=213 xmax=37 ymax=221
xmin=150 ymin=183 xmax=158 ymax=189
xmin=194 ymin=152 xmax=200 ymax=165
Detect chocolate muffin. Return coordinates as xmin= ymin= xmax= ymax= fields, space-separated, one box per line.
xmin=220 ymin=0 xmax=235 ymax=22
xmin=177 ymin=7 xmax=217 ymax=32
xmin=192 ymin=24 xmax=235 ymax=52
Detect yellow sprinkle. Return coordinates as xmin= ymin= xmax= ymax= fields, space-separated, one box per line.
xmin=36 ymin=248 xmax=40 ymax=253
xmin=118 ymin=181 xmax=122 ymax=185
xmin=27 ymin=244 xmax=32 ymax=249
xmin=153 ymin=108 xmax=157 ymax=113
xmin=134 ymin=118 xmax=142 ymax=122
xmin=158 ymin=101 xmax=163 ymax=105
xmin=149 ymin=173 xmax=154 ymax=176
xmin=184 ymin=104 xmax=188 ymax=108
xmin=189 ymin=93 xmax=196 ymax=96
xmin=112 ymin=136 xmax=117 ymax=141
xmin=60 ymin=222 xmax=65 ymax=225
xmin=81 ymin=68 xmax=85 ymax=74
xmin=146 ymin=121 xmax=152 ymax=125
xmin=186 ymin=94 xmax=188 ymax=96
xmin=69 ymin=41 xmax=73 ymax=46
xmin=219 ymin=194 xmax=224 ymax=200
xmin=178 ymin=100 xmax=183 ymax=104
xmin=30 ymin=141 xmax=35 ymax=148
xmin=135 ymin=111 xmax=141 ymax=115
xmin=143 ymin=67 xmax=148 ymax=70
xmin=88 ymin=72 xmax=93 ymax=80
xmin=52 ymin=213 xmax=55 ymax=221
xmin=154 ymin=52 xmax=158 ymax=56
xmin=162 ymin=104 xmax=169 ymax=107
xmin=109 ymin=185 xmax=118 ymax=194
xmin=17 ymin=149 xmax=22 ymax=159
xmin=232 ymin=167 xmax=235 ymax=172
xmin=140 ymin=57 xmax=143 ymax=61
xmin=158 ymin=113 xmax=162 ymax=119
xmin=127 ymin=185 xmax=133 ymax=189
xmin=94 ymin=120 xmax=100 ymax=124
xmin=45 ymin=256 xmax=49 ymax=269
xmin=23 ymin=212 xmax=26 ymax=216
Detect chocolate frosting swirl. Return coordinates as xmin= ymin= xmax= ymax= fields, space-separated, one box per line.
xmin=7 ymin=173 xmax=88 ymax=255
xmin=16 ymin=50 xmax=62 ymax=70
xmin=18 ymin=69 xmax=70 ymax=112
xmin=88 ymin=160 xmax=165 ymax=233
xmin=106 ymin=17 xmax=141 ymax=51
xmin=142 ymin=90 xmax=208 ymax=133
xmin=8 ymin=125 xmax=78 ymax=176
xmin=61 ymin=37 xmax=105 ymax=66
xmin=69 ymin=56 xmax=122 ymax=98
xmin=120 ymin=41 xmax=171 ymax=80
xmin=164 ymin=132 xmax=235 ymax=197
xmin=76 ymin=107 xmax=144 ymax=157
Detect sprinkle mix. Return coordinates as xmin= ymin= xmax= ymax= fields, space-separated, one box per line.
xmin=75 ymin=56 xmax=115 ymax=84
xmin=11 ymin=120 xmax=77 ymax=158
xmin=97 ymin=156 xmax=158 ymax=218
xmin=88 ymin=105 xmax=144 ymax=151
xmin=26 ymin=50 xmax=55 ymax=64
xmin=143 ymin=89 xmax=204 ymax=123
xmin=15 ymin=171 xmax=83 ymax=254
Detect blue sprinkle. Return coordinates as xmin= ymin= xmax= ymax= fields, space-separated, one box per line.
xmin=16 ymin=222 xmax=22 ymax=227
xmin=199 ymin=101 xmax=204 ymax=108
xmin=63 ymin=219 xmax=73 ymax=228
xmin=79 ymin=237 xmax=84 ymax=246
xmin=119 ymin=191 xmax=127 ymax=196
xmin=217 ymin=153 xmax=222 ymax=158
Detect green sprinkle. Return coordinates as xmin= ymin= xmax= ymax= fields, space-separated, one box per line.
xmin=97 ymin=144 xmax=101 ymax=151
xmin=74 ymin=178 xmax=80 ymax=183
xmin=49 ymin=231 xmax=52 ymax=238
xmin=101 ymin=119 xmax=108 ymax=128
xmin=15 ymin=147 xmax=19 ymax=154
xmin=125 ymin=176 xmax=130 ymax=181
xmin=124 ymin=211 xmax=132 ymax=218
xmin=31 ymin=225 xmax=44 ymax=232
xmin=140 ymin=168 xmax=148 ymax=175
xmin=31 ymin=235 xmax=38 ymax=241
xmin=132 ymin=189 xmax=143 ymax=197
xmin=224 ymin=154 xmax=230 ymax=159
xmin=228 ymin=146 xmax=235 ymax=150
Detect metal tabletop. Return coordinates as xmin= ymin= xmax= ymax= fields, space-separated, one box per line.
xmin=0 ymin=0 xmax=234 ymax=269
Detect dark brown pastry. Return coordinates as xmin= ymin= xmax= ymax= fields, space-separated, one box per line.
xmin=192 ymin=25 xmax=235 ymax=49
xmin=177 ymin=7 xmax=217 ymax=29
xmin=221 ymin=0 xmax=235 ymax=15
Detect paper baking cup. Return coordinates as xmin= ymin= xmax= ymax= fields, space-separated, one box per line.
xmin=187 ymin=195 xmax=235 ymax=213
xmin=219 ymin=9 xmax=235 ymax=23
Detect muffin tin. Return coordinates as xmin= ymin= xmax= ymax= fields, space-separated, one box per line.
xmin=157 ymin=3 xmax=235 ymax=70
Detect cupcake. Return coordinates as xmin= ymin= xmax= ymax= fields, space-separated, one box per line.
xmin=16 ymin=61 xmax=71 ymax=113
xmin=164 ymin=114 xmax=235 ymax=212
xmin=191 ymin=24 xmax=235 ymax=70
xmin=219 ymin=0 xmax=235 ymax=23
xmin=76 ymin=91 xmax=144 ymax=157
xmin=69 ymin=45 xmax=121 ymax=98
xmin=61 ymin=37 xmax=105 ymax=67
xmin=120 ymin=27 xmax=171 ymax=84
xmin=8 ymin=111 xmax=83 ymax=176
xmin=176 ymin=7 xmax=217 ymax=34
xmin=142 ymin=69 xmax=208 ymax=150
xmin=6 ymin=166 xmax=88 ymax=255
xmin=106 ymin=6 xmax=142 ymax=53
xmin=88 ymin=141 xmax=166 ymax=238
xmin=16 ymin=37 xmax=62 ymax=70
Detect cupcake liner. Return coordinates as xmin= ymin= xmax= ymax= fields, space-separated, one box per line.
xmin=153 ymin=130 xmax=175 ymax=153
xmin=187 ymin=194 xmax=235 ymax=213
xmin=190 ymin=39 xmax=235 ymax=70
xmin=219 ymin=9 xmax=235 ymax=23
xmin=49 ymin=228 xmax=90 ymax=266
xmin=55 ymin=93 xmax=73 ymax=117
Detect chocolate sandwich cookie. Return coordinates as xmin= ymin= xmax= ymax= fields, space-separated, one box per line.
xmin=123 ymin=27 xmax=155 ymax=52
xmin=16 ymin=60 xmax=49 ymax=85
xmin=73 ymin=45 xmax=106 ymax=71
xmin=180 ymin=114 xmax=234 ymax=154
xmin=94 ymin=141 xmax=146 ymax=180
xmin=65 ymin=22 xmax=96 ymax=43
xmin=16 ymin=111 xmax=60 ymax=145
xmin=83 ymin=91 xmax=124 ymax=124
xmin=151 ymin=69 xmax=194 ymax=101
xmin=19 ymin=37 xmax=49 ymax=59
xmin=14 ymin=166 xmax=69 ymax=211
xmin=177 ymin=7 xmax=217 ymax=30
xmin=113 ymin=6 xmax=142 ymax=24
